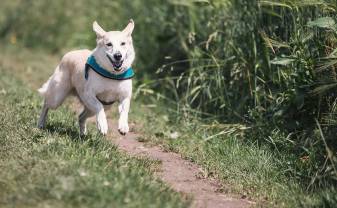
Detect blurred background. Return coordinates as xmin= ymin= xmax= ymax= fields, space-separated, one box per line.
xmin=1 ymin=0 xmax=337 ymax=206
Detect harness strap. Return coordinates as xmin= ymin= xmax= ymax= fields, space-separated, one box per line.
xmin=85 ymin=63 xmax=90 ymax=80
xmin=85 ymin=56 xmax=134 ymax=80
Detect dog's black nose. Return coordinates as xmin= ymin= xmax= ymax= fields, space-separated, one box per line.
xmin=114 ymin=53 xmax=122 ymax=61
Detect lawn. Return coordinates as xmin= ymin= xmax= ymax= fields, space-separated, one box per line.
xmin=2 ymin=0 xmax=337 ymax=207
xmin=1 ymin=41 xmax=336 ymax=207
xmin=0 ymin=46 xmax=188 ymax=208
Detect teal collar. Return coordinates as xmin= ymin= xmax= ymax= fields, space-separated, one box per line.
xmin=85 ymin=55 xmax=134 ymax=80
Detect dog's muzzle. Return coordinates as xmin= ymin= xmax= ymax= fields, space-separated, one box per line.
xmin=106 ymin=54 xmax=123 ymax=71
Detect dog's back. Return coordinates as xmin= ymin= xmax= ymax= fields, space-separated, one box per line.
xmin=38 ymin=49 xmax=91 ymax=108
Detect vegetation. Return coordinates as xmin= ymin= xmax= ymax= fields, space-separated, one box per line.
xmin=0 ymin=65 xmax=189 ymax=207
xmin=1 ymin=0 xmax=337 ymax=207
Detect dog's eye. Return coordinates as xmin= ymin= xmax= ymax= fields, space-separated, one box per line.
xmin=106 ymin=43 xmax=113 ymax=47
xmin=121 ymin=42 xmax=126 ymax=46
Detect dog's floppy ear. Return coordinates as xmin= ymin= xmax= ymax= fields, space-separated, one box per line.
xmin=122 ymin=19 xmax=134 ymax=37
xmin=93 ymin=21 xmax=106 ymax=39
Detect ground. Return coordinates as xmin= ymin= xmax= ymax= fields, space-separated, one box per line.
xmin=0 ymin=46 xmax=188 ymax=208
xmin=0 ymin=45 xmax=252 ymax=208
xmin=0 ymin=44 xmax=327 ymax=208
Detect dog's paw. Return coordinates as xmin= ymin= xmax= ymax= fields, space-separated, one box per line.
xmin=97 ymin=113 xmax=108 ymax=135
xmin=37 ymin=120 xmax=46 ymax=129
xmin=97 ymin=119 xmax=108 ymax=135
xmin=79 ymin=126 xmax=87 ymax=137
xmin=79 ymin=121 xmax=87 ymax=137
xmin=118 ymin=122 xmax=129 ymax=136
xmin=37 ymin=124 xmax=45 ymax=129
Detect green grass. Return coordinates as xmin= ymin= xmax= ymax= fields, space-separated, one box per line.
xmin=1 ymin=1 xmax=336 ymax=190
xmin=130 ymin=102 xmax=337 ymax=207
xmin=1 ymin=26 xmax=336 ymax=206
xmin=0 ymin=64 xmax=188 ymax=207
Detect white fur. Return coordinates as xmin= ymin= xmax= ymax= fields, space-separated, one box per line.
xmin=38 ymin=20 xmax=135 ymax=136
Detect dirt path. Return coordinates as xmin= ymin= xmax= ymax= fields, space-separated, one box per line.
xmin=73 ymin=103 xmax=253 ymax=208
xmin=112 ymin=122 xmax=252 ymax=208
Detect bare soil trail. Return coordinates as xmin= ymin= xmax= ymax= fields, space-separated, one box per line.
xmin=73 ymin=103 xmax=253 ymax=208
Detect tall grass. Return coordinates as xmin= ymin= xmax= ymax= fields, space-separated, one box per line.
xmin=1 ymin=0 xmax=337 ymax=205
xmin=143 ymin=0 xmax=337 ymax=191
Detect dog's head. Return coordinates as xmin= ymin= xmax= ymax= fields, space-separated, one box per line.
xmin=92 ymin=20 xmax=135 ymax=74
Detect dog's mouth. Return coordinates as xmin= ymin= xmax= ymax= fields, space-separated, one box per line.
xmin=106 ymin=55 xmax=124 ymax=71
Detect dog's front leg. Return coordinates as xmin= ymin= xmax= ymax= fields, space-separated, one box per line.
xmin=81 ymin=92 xmax=108 ymax=135
xmin=118 ymin=97 xmax=131 ymax=135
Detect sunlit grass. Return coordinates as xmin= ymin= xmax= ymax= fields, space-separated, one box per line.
xmin=0 ymin=70 xmax=189 ymax=208
xmin=0 ymin=0 xmax=337 ymax=206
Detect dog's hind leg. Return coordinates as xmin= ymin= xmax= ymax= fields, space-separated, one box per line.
xmin=38 ymin=101 xmax=49 ymax=129
xmin=79 ymin=107 xmax=95 ymax=136
xmin=44 ymin=66 xmax=72 ymax=109
xmin=37 ymin=64 xmax=73 ymax=128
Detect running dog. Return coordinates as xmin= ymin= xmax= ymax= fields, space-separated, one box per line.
xmin=37 ymin=20 xmax=135 ymax=136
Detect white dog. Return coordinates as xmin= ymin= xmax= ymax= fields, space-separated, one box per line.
xmin=37 ymin=20 xmax=135 ymax=136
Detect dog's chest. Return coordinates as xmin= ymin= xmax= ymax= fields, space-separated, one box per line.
xmin=94 ymin=79 xmax=132 ymax=103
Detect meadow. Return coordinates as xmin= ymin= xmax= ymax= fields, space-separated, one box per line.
xmin=0 ymin=46 xmax=189 ymax=208
xmin=1 ymin=0 xmax=337 ymax=207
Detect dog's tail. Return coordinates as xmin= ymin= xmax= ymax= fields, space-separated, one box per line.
xmin=38 ymin=76 xmax=52 ymax=97
xmin=38 ymin=64 xmax=63 ymax=97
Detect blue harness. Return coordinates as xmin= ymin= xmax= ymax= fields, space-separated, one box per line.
xmin=85 ymin=55 xmax=134 ymax=80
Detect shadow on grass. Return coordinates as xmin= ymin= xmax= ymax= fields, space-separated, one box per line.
xmin=45 ymin=122 xmax=83 ymax=141
xmin=44 ymin=121 xmax=108 ymax=149
xmin=43 ymin=119 xmax=118 ymax=151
